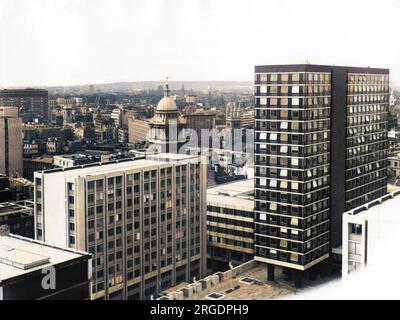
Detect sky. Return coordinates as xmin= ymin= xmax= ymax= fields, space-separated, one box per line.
xmin=1 ymin=0 xmax=399 ymax=87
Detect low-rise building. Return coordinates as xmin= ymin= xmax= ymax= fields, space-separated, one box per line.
xmin=342 ymin=191 xmax=400 ymax=275
xmin=128 ymin=118 xmax=150 ymax=144
xmin=206 ymin=179 xmax=254 ymax=271
xmin=0 ymin=201 xmax=34 ymax=238
xmin=0 ymin=232 xmax=91 ymax=300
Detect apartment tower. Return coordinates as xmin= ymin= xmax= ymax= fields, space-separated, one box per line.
xmin=254 ymin=64 xmax=389 ymax=285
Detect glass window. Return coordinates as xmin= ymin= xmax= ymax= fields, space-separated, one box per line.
xmin=281 ymin=74 xmax=289 ymax=82
xmin=270 ymin=74 xmax=278 ymax=82
xmin=292 ymin=73 xmax=300 ymax=81
xmin=269 ymin=179 xmax=277 ymax=187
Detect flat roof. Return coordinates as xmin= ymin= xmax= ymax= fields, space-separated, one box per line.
xmin=0 ymin=235 xmax=89 ymax=282
xmin=344 ymin=191 xmax=400 ymax=220
xmin=0 ymin=201 xmax=33 ymax=217
xmin=176 ymin=262 xmax=296 ymax=300
xmin=255 ymin=64 xmax=389 ymax=74
xmin=207 ymin=179 xmax=254 ymax=210
xmin=37 ymin=153 xmax=200 ymax=177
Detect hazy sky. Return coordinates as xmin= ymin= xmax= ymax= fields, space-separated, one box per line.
xmin=1 ymin=0 xmax=399 ymax=86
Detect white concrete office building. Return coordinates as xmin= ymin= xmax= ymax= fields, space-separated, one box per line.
xmin=33 ymin=153 xmax=207 ymax=300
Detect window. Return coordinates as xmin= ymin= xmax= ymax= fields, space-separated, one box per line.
xmin=259 ymin=213 xmax=267 ymax=221
xmin=280 ymin=122 xmax=288 ymax=130
xmin=280 ymin=146 xmax=288 ymax=153
xmin=270 ymin=74 xmax=278 ymax=82
xmin=280 ymin=181 xmax=288 ymax=189
xmin=292 ymin=73 xmax=300 ymax=81
xmin=260 ymin=86 xmax=267 ymax=93
xmin=269 ymin=133 xmax=277 ymax=141
xmin=269 ymin=179 xmax=277 ymax=188
xmin=280 ymin=169 xmax=288 ymax=177
xmin=281 ymin=74 xmax=289 ymax=82
xmin=292 ymin=86 xmax=300 ymax=94
xmin=292 ymin=98 xmax=299 ymax=106
xmin=291 ymin=158 xmax=299 ymax=166
xmin=291 ymin=182 xmax=298 ymax=190
xmin=269 ymin=203 xmax=277 ymax=211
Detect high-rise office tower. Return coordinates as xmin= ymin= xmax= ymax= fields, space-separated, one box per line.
xmin=0 ymin=107 xmax=23 ymax=177
xmin=0 ymin=89 xmax=49 ymax=122
xmin=254 ymin=64 xmax=389 ymax=284
xmin=34 ymin=153 xmax=207 ymax=300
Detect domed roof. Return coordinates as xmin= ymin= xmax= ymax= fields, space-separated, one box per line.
xmin=157 ymin=96 xmax=177 ymax=111
xmin=156 ymin=78 xmax=177 ymax=112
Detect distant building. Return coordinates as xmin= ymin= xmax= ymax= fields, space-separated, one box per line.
xmin=0 ymin=174 xmax=33 ymax=202
xmin=148 ymin=81 xmax=187 ymax=153
xmin=389 ymin=154 xmax=400 ymax=178
xmin=118 ymin=128 xmax=129 ymax=144
xmin=0 ymin=201 xmax=34 ymax=238
xmin=46 ymin=137 xmax=63 ymax=154
xmin=0 ymin=232 xmax=91 ymax=300
xmin=128 ymin=118 xmax=150 ymax=144
xmin=183 ymin=109 xmax=217 ymax=140
xmin=34 ymin=153 xmax=207 ymax=300
xmin=23 ymin=155 xmax=54 ymax=180
xmin=225 ymin=103 xmax=254 ymax=130
xmin=206 ymin=179 xmax=254 ymax=271
xmin=185 ymin=95 xmax=197 ymax=105
xmin=0 ymin=89 xmax=49 ymax=122
xmin=0 ymin=107 xmax=23 ymax=177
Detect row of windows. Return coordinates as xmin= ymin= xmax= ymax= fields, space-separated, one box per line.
xmin=255 ymin=72 xmax=331 ymax=83
xmin=255 ymin=154 xmax=329 ymax=168
xmin=348 ymin=74 xmax=389 ymax=84
xmin=255 ymin=85 xmax=330 ymax=95
xmin=256 ymin=108 xmax=330 ymax=121
xmin=256 ymin=119 xmax=330 ymax=132
xmin=206 ymin=206 xmax=253 ymax=219
xmin=255 ymin=195 xmax=329 ymax=214
xmin=347 ymin=85 xmax=389 ymax=93
xmin=255 ymin=243 xmax=329 ymax=266
xmin=255 ymin=97 xmax=331 ymax=108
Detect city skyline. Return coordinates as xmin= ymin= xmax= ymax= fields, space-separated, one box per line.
xmin=1 ymin=0 xmax=400 ymax=87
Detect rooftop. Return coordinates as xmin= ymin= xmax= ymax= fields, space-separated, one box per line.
xmin=159 ymin=260 xmax=303 ymax=300
xmin=345 ymin=190 xmax=400 ymax=219
xmin=37 ymin=153 xmax=200 ymax=177
xmin=0 ymin=234 xmax=89 ymax=283
xmin=0 ymin=201 xmax=33 ymax=217
xmin=207 ymin=178 xmax=254 ymax=210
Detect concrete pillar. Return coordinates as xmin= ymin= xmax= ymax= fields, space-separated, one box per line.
xmin=267 ymin=264 xmax=275 ymax=281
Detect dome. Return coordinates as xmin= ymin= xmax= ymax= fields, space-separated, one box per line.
xmin=157 ymin=96 xmax=177 ymax=111
xmin=156 ymin=78 xmax=177 ymax=112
